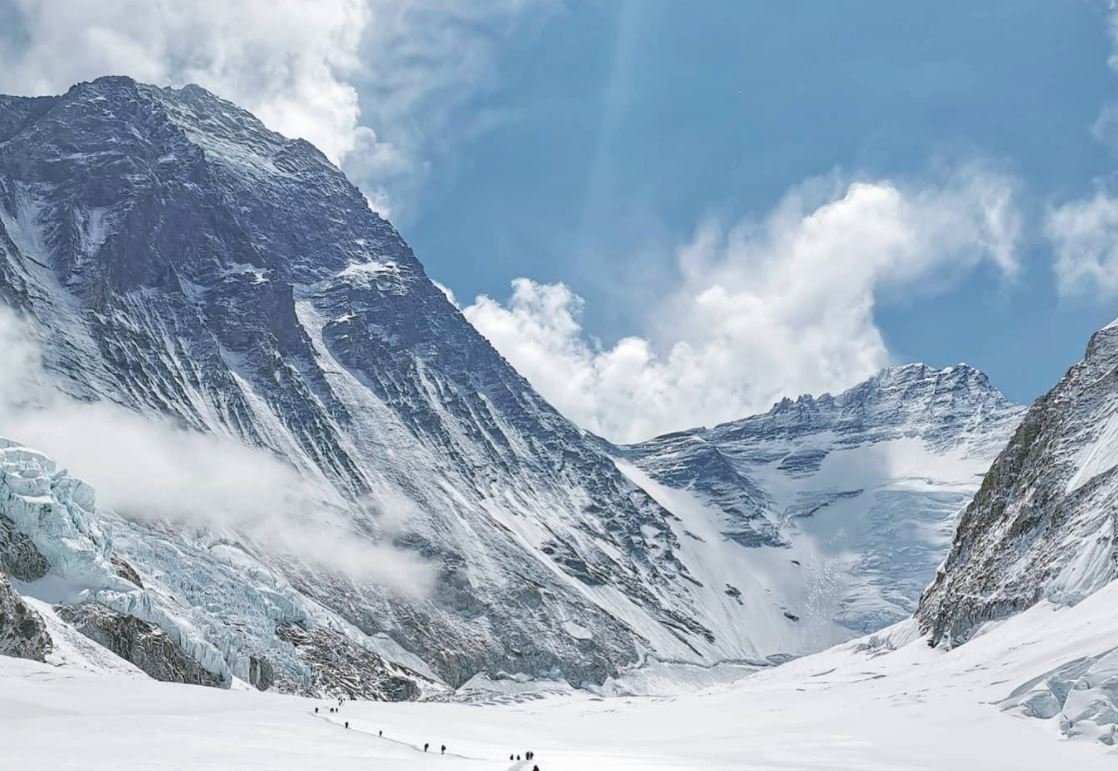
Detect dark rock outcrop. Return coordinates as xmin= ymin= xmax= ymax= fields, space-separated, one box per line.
xmin=0 ymin=573 xmax=51 ymax=661
xmin=275 ymin=622 xmax=422 ymax=701
xmin=109 ymin=555 xmax=143 ymax=588
xmin=917 ymin=324 xmax=1118 ymax=647
xmin=56 ymin=602 xmax=223 ymax=685
xmin=0 ymin=514 xmax=49 ymax=581
xmin=248 ymin=654 xmax=275 ymax=691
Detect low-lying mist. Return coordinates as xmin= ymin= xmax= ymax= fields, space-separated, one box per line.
xmin=0 ymin=307 xmax=434 ymax=596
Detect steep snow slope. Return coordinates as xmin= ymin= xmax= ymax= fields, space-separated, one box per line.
xmin=2 ymin=580 xmax=1115 ymax=769
xmin=624 ymin=364 xmax=1023 ymax=648
xmin=919 ymin=319 xmax=1118 ymax=647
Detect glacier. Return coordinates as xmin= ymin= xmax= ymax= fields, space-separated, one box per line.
xmin=3 ymin=579 xmax=1118 ymax=768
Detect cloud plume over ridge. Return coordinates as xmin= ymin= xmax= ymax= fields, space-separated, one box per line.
xmin=465 ymin=169 xmax=1021 ymax=442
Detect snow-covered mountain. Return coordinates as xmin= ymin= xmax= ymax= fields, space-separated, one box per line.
xmin=0 ymin=76 xmax=1023 ymax=695
xmin=918 ymin=319 xmax=1118 ymax=647
xmin=622 ymin=363 xmax=1024 ymax=649
xmin=0 ymin=76 xmax=718 ymax=691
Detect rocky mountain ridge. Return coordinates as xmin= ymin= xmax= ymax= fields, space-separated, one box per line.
xmin=623 ymin=362 xmax=1024 ymax=638
xmin=918 ymin=320 xmax=1118 ymax=646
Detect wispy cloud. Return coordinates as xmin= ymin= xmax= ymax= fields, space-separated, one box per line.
xmin=1047 ymin=191 xmax=1118 ymax=298
xmin=1092 ymin=1 xmax=1118 ymax=152
xmin=465 ymin=167 xmax=1021 ymax=442
xmin=0 ymin=308 xmax=433 ymax=596
xmin=1046 ymin=3 xmax=1118 ymax=300
xmin=0 ymin=0 xmax=548 ymax=219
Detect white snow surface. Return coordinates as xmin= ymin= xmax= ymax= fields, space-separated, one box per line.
xmin=2 ymin=579 xmax=1116 ymax=769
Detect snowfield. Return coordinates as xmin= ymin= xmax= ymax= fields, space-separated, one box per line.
xmin=3 ymin=581 xmax=1115 ymax=770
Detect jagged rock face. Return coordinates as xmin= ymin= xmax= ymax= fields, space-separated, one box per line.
xmin=275 ymin=622 xmax=423 ymax=701
xmin=0 ymin=573 xmax=51 ymax=661
xmin=56 ymin=602 xmax=224 ymax=686
xmin=109 ymin=555 xmax=143 ymax=588
xmin=625 ymin=364 xmax=1023 ymax=638
xmin=0 ymin=77 xmax=731 ymax=686
xmin=0 ymin=514 xmax=49 ymax=581
xmin=918 ymin=324 xmax=1118 ymax=647
xmin=248 ymin=655 xmax=275 ymax=692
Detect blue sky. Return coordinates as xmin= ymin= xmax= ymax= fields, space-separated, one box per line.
xmin=402 ymin=1 xmax=1115 ymax=415
xmin=2 ymin=0 xmax=1118 ymax=440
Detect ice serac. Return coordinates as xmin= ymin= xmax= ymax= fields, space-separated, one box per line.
xmin=625 ymin=363 xmax=1023 ymax=643
xmin=0 ymin=76 xmax=723 ymax=686
xmin=918 ymin=320 xmax=1118 ymax=648
xmin=0 ymin=436 xmax=438 ymax=698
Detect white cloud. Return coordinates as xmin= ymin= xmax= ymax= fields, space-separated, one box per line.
xmin=1056 ymin=5 xmax=1118 ymax=299
xmin=0 ymin=308 xmax=433 ymax=596
xmin=0 ymin=0 xmax=370 ymax=163
xmin=1047 ymin=192 xmax=1118 ymax=298
xmin=465 ymin=170 xmax=1021 ymax=443
xmin=0 ymin=0 xmax=544 ymax=218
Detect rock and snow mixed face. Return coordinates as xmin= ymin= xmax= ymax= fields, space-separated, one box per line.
xmin=624 ymin=363 xmax=1023 ymax=649
xmin=919 ymin=319 xmax=1118 ymax=648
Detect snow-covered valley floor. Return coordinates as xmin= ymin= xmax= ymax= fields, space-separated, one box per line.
xmin=3 ymin=583 xmax=1117 ymax=770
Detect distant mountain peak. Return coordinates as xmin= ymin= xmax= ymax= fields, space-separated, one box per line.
xmin=763 ymin=362 xmax=1006 ymax=422
xmin=624 ymin=360 xmax=1022 ymax=638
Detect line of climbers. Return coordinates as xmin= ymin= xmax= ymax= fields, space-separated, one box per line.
xmin=315 ymin=701 xmax=541 ymax=767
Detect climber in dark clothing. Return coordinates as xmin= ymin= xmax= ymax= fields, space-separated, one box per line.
xmin=345 ymin=721 xmax=349 ymax=729
xmin=441 ymin=745 xmax=446 ymax=754
xmin=314 ymin=707 xmax=318 ymax=714
xmin=509 ymin=754 xmax=514 ymax=761
xmin=378 ymin=730 xmax=383 ymax=737
xmin=424 ymin=743 xmax=429 ymax=752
